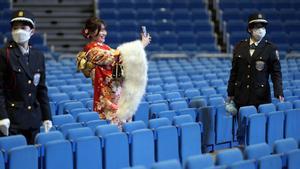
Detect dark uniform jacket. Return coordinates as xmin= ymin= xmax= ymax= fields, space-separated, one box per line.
xmin=227 ymin=38 xmax=283 ymax=108
xmin=0 ymin=41 xmax=51 ymax=129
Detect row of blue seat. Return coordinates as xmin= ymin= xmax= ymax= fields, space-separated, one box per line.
xmin=0 ymin=115 xmax=202 ymax=169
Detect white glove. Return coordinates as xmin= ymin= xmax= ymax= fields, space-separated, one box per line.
xmin=43 ymin=120 xmax=53 ymax=133
xmin=0 ymin=118 xmax=10 ymax=136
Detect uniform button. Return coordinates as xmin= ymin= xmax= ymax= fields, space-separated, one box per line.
xmin=246 ymin=85 xmax=250 ymax=88
xmin=247 ymin=75 xmax=250 ymax=78
xmin=11 ymin=103 xmax=15 ymax=107
xmin=28 ymin=80 xmax=32 ymax=84
xmin=28 ymin=93 xmax=32 ymax=97
xmin=261 ymin=85 xmax=264 ymax=87
xmin=248 ymin=65 xmax=251 ymax=68
xmin=18 ymin=69 xmax=21 ymax=72
xmin=27 ymin=106 xmax=31 ymax=110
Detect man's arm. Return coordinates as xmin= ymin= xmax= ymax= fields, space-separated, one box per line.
xmin=0 ymin=48 xmax=8 ymax=119
xmin=36 ymin=53 xmax=52 ymax=121
xmin=227 ymin=48 xmax=239 ymax=98
xmin=270 ymin=48 xmax=283 ymax=99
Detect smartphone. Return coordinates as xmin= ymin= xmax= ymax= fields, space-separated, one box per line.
xmin=141 ymin=26 xmax=147 ymax=36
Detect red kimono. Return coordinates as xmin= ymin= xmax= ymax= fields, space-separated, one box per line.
xmin=82 ymin=41 xmax=123 ymax=126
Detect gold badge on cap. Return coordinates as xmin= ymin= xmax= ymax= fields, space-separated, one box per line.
xmin=18 ymin=11 xmax=24 ymax=17
xmin=258 ymin=14 xmax=262 ymax=18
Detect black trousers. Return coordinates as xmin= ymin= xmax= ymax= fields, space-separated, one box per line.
xmin=8 ymin=127 xmax=39 ymax=144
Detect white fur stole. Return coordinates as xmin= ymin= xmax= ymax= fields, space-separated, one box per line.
xmin=116 ymin=40 xmax=148 ymax=121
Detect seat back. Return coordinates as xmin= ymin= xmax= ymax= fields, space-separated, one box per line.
xmin=0 ymin=135 xmax=27 ymax=153
xmin=35 ymin=131 xmax=64 ymax=145
xmin=274 ymin=138 xmax=298 ymax=154
xmin=216 ymin=148 xmax=243 ymax=165
xmin=45 ymin=140 xmax=73 ymax=169
xmin=173 ymin=115 xmax=193 ymax=126
xmin=77 ymin=112 xmax=100 ymax=123
xmin=76 ymin=136 xmax=102 ymax=169
xmin=122 ymin=121 xmax=146 ymax=134
xmin=66 ymin=127 xmax=93 ymax=141
xmin=155 ymin=126 xmax=179 ymax=161
xmin=8 ymin=145 xmax=38 ymax=169
xmin=148 ymin=118 xmax=171 ymax=129
xmin=229 ymin=159 xmax=256 ymax=169
xmin=52 ymin=114 xmax=75 ymax=127
xmin=185 ymin=154 xmax=214 ymax=169
xmin=131 ymin=129 xmax=155 ymax=168
xmin=179 ymin=123 xmax=202 ymax=162
xmin=151 ymin=159 xmax=181 ymax=169
xmin=287 ymin=149 xmax=300 ymax=169
xmin=95 ymin=124 xmax=120 ymax=137
xmin=258 ymin=154 xmax=282 ymax=169
xmin=104 ymin=132 xmax=130 ymax=169
xmin=244 ymin=143 xmax=271 ymax=160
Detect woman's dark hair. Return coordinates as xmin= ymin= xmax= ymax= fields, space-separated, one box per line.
xmin=81 ymin=16 xmax=105 ymax=39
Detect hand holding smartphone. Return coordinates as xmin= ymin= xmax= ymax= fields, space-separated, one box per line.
xmin=141 ymin=26 xmax=147 ymax=37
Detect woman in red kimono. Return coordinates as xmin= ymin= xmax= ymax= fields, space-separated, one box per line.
xmin=77 ymin=17 xmax=150 ymax=127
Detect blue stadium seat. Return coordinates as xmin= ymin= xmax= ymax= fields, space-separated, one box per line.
xmin=284 ymin=109 xmax=300 ymax=141
xmin=58 ymin=123 xmax=83 ymax=137
xmin=63 ymin=101 xmax=85 ymax=114
xmin=176 ymin=122 xmax=202 ymax=163
xmin=176 ymin=109 xmax=197 ymax=122
xmin=215 ymin=105 xmax=233 ymax=146
xmin=258 ymin=103 xmax=276 ymax=114
xmin=130 ymin=129 xmax=155 ymax=168
xmin=216 ymin=148 xmax=243 ymax=166
xmin=8 ymin=145 xmax=38 ymax=169
xmin=287 ymin=149 xmax=300 ymax=169
xmin=76 ymin=112 xmax=100 ymax=123
xmin=184 ymin=89 xmax=201 ymax=100
xmin=185 ymin=154 xmax=214 ymax=169
xmin=276 ymin=102 xmax=293 ymax=111
xmin=58 ymin=85 xmax=78 ymax=94
xmin=35 ymin=131 xmax=64 ymax=145
xmin=52 ymin=114 xmax=75 ymax=127
xmin=274 ymin=138 xmax=298 ymax=154
xmin=66 ymin=127 xmax=93 ymax=141
xmin=173 ymin=115 xmax=193 ymax=126
xmin=229 ymin=160 xmax=256 ymax=169
xmin=0 ymin=151 xmax=4 ymax=169
xmin=133 ymin=102 xmax=150 ymax=125
xmin=198 ymin=105 xmax=217 ymax=151
xmin=244 ymin=143 xmax=272 ymax=160
xmin=247 ymin=113 xmax=266 ymax=145
xmin=151 ymin=159 xmax=181 ymax=169
xmin=150 ymin=102 xmax=169 ymax=118
xmin=155 ymin=125 xmax=179 ymax=162
xmin=85 ymin=119 xmax=108 ymax=132
xmin=104 ymin=132 xmax=130 ymax=169
xmin=69 ymin=108 xmax=89 ymax=119
xmin=69 ymin=91 xmax=90 ymax=100
xmin=158 ymin=110 xmax=177 ymax=122
xmin=95 ymin=124 xmax=120 ymax=138
xmin=169 ymin=100 xmax=188 ymax=110
xmin=44 ymin=140 xmax=73 ymax=169
xmin=122 ymin=121 xmax=146 ymax=134
xmin=0 ymin=135 xmax=27 ymax=160
xmin=265 ymin=111 xmax=285 ymax=145
xmin=75 ymin=136 xmax=102 ymax=169
xmin=258 ymin=154 xmax=282 ymax=169
xmin=146 ymin=94 xmax=165 ymax=103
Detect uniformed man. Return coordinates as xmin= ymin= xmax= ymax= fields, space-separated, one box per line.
xmin=227 ymin=13 xmax=284 ymax=144
xmin=227 ymin=12 xmax=284 ymax=109
xmin=0 ymin=10 xmax=52 ymax=144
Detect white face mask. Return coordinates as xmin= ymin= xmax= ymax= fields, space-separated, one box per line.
xmin=252 ymin=27 xmax=266 ymax=41
xmin=12 ymin=29 xmax=32 ymax=44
